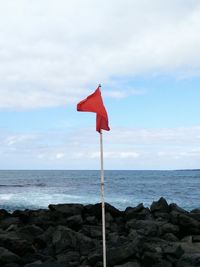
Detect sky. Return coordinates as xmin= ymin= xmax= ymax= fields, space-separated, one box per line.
xmin=1 ymin=0 xmax=200 ymax=170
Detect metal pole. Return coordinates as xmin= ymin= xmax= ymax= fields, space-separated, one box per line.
xmin=100 ymin=130 xmax=106 ymax=267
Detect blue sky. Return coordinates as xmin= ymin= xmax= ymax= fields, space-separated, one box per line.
xmin=1 ymin=1 xmax=200 ymax=169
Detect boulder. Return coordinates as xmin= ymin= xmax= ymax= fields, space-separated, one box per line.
xmin=0 ymin=209 xmax=10 ymax=220
xmin=25 ymin=263 xmax=68 ymax=267
xmin=48 ymin=204 xmax=84 ymax=217
xmin=84 ymin=203 xmax=123 ymax=219
xmin=159 ymin=223 xmax=179 ymax=235
xmin=150 ymin=197 xmax=170 ymax=213
xmin=66 ymin=214 xmax=83 ymax=230
xmin=52 ymin=226 xmax=95 ymax=255
xmin=126 ymin=219 xmax=158 ymax=237
xmin=178 ymin=214 xmax=200 ymax=234
xmin=0 ymin=217 xmax=20 ymax=230
xmin=125 ymin=204 xmax=151 ymax=221
xmin=0 ymin=247 xmax=21 ymax=264
xmin=169 ymin=203 xmax=188 ymax=214
xmin=107 ymin=239 xmax=140 ymax=266
xmin=56 ymin=251 xmax=80 ymax=264
xmin=162 ymin=233 xmax=179 ymax=242
xmin=177 ymin=253 xmax=200 ymax=267
xmin=162 ymin=243 xmax=184 ymax=258
xmin=114 ymin=262 xmax=141 ymax=267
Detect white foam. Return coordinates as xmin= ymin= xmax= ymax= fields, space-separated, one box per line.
xmin=0 ymin=194 xmax=14 ymax=201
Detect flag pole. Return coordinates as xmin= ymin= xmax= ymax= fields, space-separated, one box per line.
xmin=100 ymin=129 xmax=107 ymax=267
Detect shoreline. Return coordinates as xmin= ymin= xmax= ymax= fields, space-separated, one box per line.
xmin=0 ymin=197 xmax=200 ymax=267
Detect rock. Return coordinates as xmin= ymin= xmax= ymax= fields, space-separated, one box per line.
xmin=3 ymin=264 xmax=21 ymax=267
xmin=169 ymin=203 xmax=188 ymax=214
xmin=0 ymin=209 xmax=10 ymax=220
xmin=66 ymin=214 xmax=83 ymax=230
xmin=150 ymin=197 xmax=170 ymax=213
xmin=163 ymin=233 xmax=179 ymax=242
xmin=189 ymin=212 xmax=200 ymax=222
xmin=88 ymin=251 xmax=102 ymax=265
xmin=153 ymin=212 xmax=170 ymax=221
xmin=107 ymin=239 xmax=140 ymax=266
xmin=0 ymin=247 xmax=21 ymax=264
xmin=114 ymin=261 xmax=141 ymax=267
xmin=49 ymin=203 xmax=84 ymax=217
xmin=127 ymin=219 xmax=158 ymax=237
xmin=12 ymin=210 xmax=30 ymax=223
xmin=181 ymin=235 xmax=192 ymax=243
xmin=17 ymin=224 xmax=44 ymax=241
xmin=170 ymin=211 xmax=180 ymax=225
xmin=159 ymin=223 xmax=179 ymax=235
xmin=84 ymin=203 xmax=123 ymax=219
xmin=177 ymin=253 xmax=200 ymax=267
xmin=193 ymin=235 xmax=200 ymax=242
xmin=105 ymin=212 xmax=114 ymax=223
xmin=81 ymin=225 xmax=102 ymax=239
xmin=162 ymin=243 xmax=184 ymax=258
xmin=142 ymin=251 xmax=163 ymax=267
xmin=0 ymin=217 xmax=20 ymax=229
xmin=28 ymin=210 xmax=53 ymax=229
xmin=85 ymin=216 xmax=97 ymax=225
xmin=56 ymin=251 xmax=80 ymax=264
xmin=180 ymin=242 xmax=200 ymax=254
xmin=25 ymin=263 xmax=67 ymax=267
xmin=52 ymin=226 xmax=95 ymax=255
xmin=3 ymin=238 xmax=35 ymax=256
xmin=125 ymin=204 xmax=151 ymax=221
xmin=24 ymin=261 xmax=42 ymax=267
xmin=178 ymin=214 xmax=200 ymax=234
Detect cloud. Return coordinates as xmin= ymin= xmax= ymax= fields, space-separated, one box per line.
xmin=0 ymin=1 xmax=200 ymax=109
xmin=1 ymin=125 xmax=200 ymax=169
xmin=104 ymin=89 xmax=144 ymax=99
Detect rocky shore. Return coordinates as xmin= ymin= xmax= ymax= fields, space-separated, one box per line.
xmin=0 ymin=197 xmax=200 ymax=267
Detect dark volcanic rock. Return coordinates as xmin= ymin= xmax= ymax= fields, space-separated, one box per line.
xmin=150 ymin=197 xmax=170 ymax=213
xmin=0 ymin=247 xmax=21 ymax=265
xmin=107 ymin=239 xmax=140 ymax=266
xmin=48 ymin=203 xmax=84 ymax=217
xmin=84 ymin=202 xmax=123 ymax=219
xmin=0 ymin=199 xmax=199 ymax=267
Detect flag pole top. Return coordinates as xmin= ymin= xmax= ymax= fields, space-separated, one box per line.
xmin=99 ymin=84 xmax=101 ymax=88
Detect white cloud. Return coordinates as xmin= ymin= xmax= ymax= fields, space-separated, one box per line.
xmin=1 ymin=125 xmax=200 ymax=169
xmin=0 ymin=1 xmax=200 ymax=109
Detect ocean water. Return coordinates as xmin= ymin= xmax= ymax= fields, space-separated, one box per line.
xmin=0 ymin=170 xmax=199 ymax=212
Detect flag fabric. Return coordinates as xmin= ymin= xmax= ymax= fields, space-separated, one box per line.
xmin=77 ymin=86 xmax=110 ymax=132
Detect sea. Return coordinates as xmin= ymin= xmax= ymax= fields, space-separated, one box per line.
xmin=0 ymin=170 xmax=199 ymax=212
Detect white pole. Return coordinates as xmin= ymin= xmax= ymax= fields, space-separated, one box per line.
xmin=100 ymin=130 xmax=107 ymax=267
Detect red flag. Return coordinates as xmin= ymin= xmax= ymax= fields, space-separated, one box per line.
xmin=77 ymin=86 xmax=110 ymax=132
